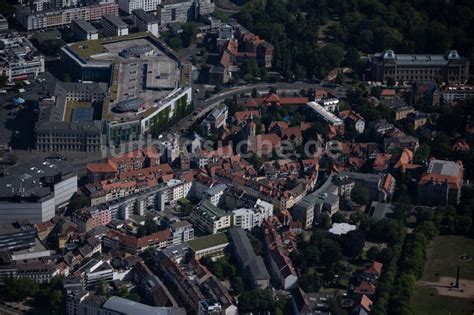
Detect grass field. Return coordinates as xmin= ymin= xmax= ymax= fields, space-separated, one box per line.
xmin=411 ymin=286 xmax=474 ymax=315
xmin=421 ymin=235 xmax=474 ymax=282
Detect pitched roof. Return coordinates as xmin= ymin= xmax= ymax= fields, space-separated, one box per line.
xmin=365 ymin=261 xmax=383 ymax=276
xmin=381 ymin=89 xmax=396 ymax=97
xmin=360 ymin=295 xmax=373 ymax=312
xmin=234 ymin=110 xmax=260 ymax=121
xmin=354 ymin=281 xmax=376 ymax=295
xmin=87 ymin=162 xmax=116 ymax=173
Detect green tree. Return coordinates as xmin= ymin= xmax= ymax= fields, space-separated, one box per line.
xmin=340 ymin=230 xmax=365 ymax=257
xmin=66 ymin=193 xmax=90 ymax=215
xmin=299 ymin=273 xmax=322 ymax=292
xmin=231 ymin=276 xmax=244 ymax=295
xmin=351 ymin=185 xmax=370 ymax=205
xmin=180 ymin=23 xmax=198 ymax=47
xmin=413 ymin=144 xmax=431 ymax=164
xmin=0 ymin=74 xmax=8 ymax=88
xmin=238 ymin=289 xmax=275 ymax=313
xmin=4 ymin=277 xmax=39 ymax=301
xmin=241 ymin=59 xmax=260 ymax=82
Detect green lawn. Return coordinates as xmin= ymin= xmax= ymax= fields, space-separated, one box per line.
xmin=411 ymin=286 xmax=474 ymax=315
xmin=422 ymin=235 xmax=474 ymax=282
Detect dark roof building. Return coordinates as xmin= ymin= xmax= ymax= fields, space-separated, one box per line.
xmin=227 ymin=228 xmax=270 ymax=289
xmin=368 ymin=50 xmax=470 ymax=84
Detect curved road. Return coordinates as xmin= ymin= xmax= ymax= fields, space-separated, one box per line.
xmin=167 ymin=81 xmax=321 ymax=134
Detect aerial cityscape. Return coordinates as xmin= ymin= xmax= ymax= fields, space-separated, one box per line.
xmin=0 ymin=0 xmax=472 ymax=314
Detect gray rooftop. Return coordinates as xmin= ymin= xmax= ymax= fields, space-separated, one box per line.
xmin=103 ymin=15 xmax=128 ymax=29
xmin=427 ymin=159 xmax=461 ymax=177
xmin=373 ymin=50 xmax=467 ymax=66
xmin=339 ymin=171 xmax=383 ymax=184
xmin=204 ymin=183 xmax=227 ymax=196
xmin=0 ymin=158 xmax=75 ymax=199
xmin=369 ymin=201 xmax=395 ymax=221
xmin=228 ymin=228 xmax=255 ymax=266
xmin=102 ymin=296 xmax=186 ymax=315
xmin=132 ymin=9 xmax=159 ymax=24
xmin=73 ymin=19 xmax=98 ymax=34
xmin=247 ymin=255 xmax=270 ymax=280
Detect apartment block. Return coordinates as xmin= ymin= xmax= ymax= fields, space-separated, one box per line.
xmin=16 ymin=1 xmax=119 ymax=31
xmin=132 ymin=9 xmax=159 ymax=37
xmin=101 ymin=15 xmax=129 ymax=37
xmin=72 ymin=19 xmax=99 ymax=41
xmin=190 ymin=201 xmax=231 ymax=234
xmin=119 ymin=0 xmax=159 ymax=13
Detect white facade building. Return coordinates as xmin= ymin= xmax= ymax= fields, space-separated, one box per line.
xmin=119 ymin=0 xmax=159 ymax=13
xmin=0 ymin=33 xmax=44 ymax=81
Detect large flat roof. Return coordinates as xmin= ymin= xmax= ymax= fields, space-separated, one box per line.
xmin=187 ymin=233 xmax=228 ymax=252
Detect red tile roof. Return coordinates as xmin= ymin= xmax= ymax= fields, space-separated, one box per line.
xmin=354 ymin=281 xmax=376 ymax=295
xmin=381 ymin=89 xmax=396 ymax=97
xmin=234 ymin=110 xmax=260 ymax=121
xmin=365 ymin=261 xmax=383 ymax=276
xmin=360 ymin=295 xmax=373 ymax=312
xmin=87 ymin=162 xmax=116 ymax=173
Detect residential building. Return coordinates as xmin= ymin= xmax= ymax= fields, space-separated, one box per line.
xmin=16 ymin=1 xmax=119 ymax=31
xmin=433 ymin=84 xmax=474 ymax=106
xmin=155 ymin=255 xmax=236 ymax=314
xmin=187 ymin=233 xmax=229 ymax=260
xmin=393 ymin=106 xmax=415 ymax=121
xmin=417 ymin=159 xmax=463 ymax=206
xmin=202 ymin=105 xmax=228 ymax=135
xmin=75 ymin=259 xmax=113 ymax=288
xmin=228 ymin=228 xmax=270 ymax=289
xmin=363 ymin=261 xmax=383 ymax=281
xmin=0 ymin=33 xmax=44 ymax=81
xmin=87 ymin=148 xmax=161 ymax=182
xmin=158 ymin=0 xmax=214 ymax=26
xmin=0 ymin=159 xmax=77 ymax=224
xmin=367 ymin=50 xmax=470 ymax=83
xmin=170 ymin=220 xmax=194 ymax=245
xmin=202 ymin=183 xmax=227 ymax=207
xmin=0 ymin=223 xmax=36 ymax=251
xmin=71 ymin=208 xmax=112 ymax=233
xmin=101 ymin=15 xmax=129 ymax=37
xmin=103 ymin=229 xmax=171 ymax=254
xmin=292 ymin=174 xmax=349 ymax=228
xmin=339 ymin=110 xmax=365 ymax=133
xmin=306 ymin=101 xmax=344 ymax=129
xmin=339 ymin=171 xmax=396 ymax=202
xmin=190 ymin=201 xmax=231 ymax=234
xmin=264 ymin=223 xmax=298 ymax=290
xmin=158 ymin=0 xmax=194 ymax=25
xmin=407 ymin=111 xmax=428 ymax=129
xmin=119 ymin=0 xmax=159 ymax=14
xmin=132 ymin=9 xmax=159 ymax=37
xmin=72 ymin=19 xmax=99 ymax=41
